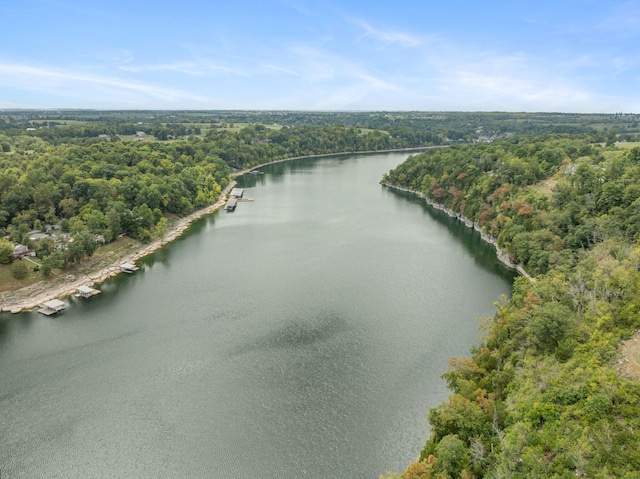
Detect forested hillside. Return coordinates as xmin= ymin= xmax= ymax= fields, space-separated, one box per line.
xmin=0 ymin=122 xmax=428 ymax=282
xmin=382 ymin=136 xmax=640 ymax=478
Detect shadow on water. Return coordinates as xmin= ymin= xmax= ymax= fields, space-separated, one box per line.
xmin=227 ymin=311 xmax=348 ymax=359
xmin=387 ymin=188 xmax=518 ymax=283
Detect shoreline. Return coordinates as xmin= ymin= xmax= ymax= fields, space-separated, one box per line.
xmin=381 ymin=182 xmax=532 ymax=280
xmin=1 ymin=147 xmax=435 ymax=314
xmin=0 ymin=181 xmax=238 ymax=313
xmin=240 ymin=145 xmax=440 ymax=173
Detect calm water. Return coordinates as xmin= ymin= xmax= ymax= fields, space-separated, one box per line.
xmin=0 ymin=153 xmax=515 ymax=478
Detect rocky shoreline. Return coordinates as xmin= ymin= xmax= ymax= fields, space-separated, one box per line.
xmin=381 ymin=182 xmax=532 ymax=280
xmin=0 ymin=180 xmax=238 ymax=314
xmin=0 ymin=148 xmax=445 ymax=315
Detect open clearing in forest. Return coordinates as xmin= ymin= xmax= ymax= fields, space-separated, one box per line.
xmin=619 ymin=332 xmax=640 ymax=381
xmin=615 ymin=141 xmax=640 ymax=149
xmin=529 ymin=177 xmax=557 ymax=197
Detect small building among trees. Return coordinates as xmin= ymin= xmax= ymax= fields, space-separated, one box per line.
xmin=13 ymin=244 xmax=35 ymax=259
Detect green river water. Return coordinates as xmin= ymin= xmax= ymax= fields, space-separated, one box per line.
xmin=0 ymin=152 xmax=515 ymax=478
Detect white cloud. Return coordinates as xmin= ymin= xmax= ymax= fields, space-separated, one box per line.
xmin=0 ymin=62 xmax=212 ymax=106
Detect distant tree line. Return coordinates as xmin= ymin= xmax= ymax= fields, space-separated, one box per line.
xmin=4 ymin=110 xmax=640 ymax=143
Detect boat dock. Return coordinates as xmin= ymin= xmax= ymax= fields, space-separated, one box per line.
xmin=224 ymin=197 xmax=238 ymax=211
xmin=37 ymin=299 xmax=67 ymax=316
xmin=120 ymin=263 xmax=139 ymax=273
xmin=225 ymin=188 xmax=254 ymax=211
xmin=76 ymin=285 xmax=101 ymax=298
xmin=230 ymin=188 xmax=244 ymax=198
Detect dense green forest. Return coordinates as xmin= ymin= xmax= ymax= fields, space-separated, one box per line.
xmin=382 ymin=136 xmax=640 ymax=478
xmin=0 ymin=117 xmax=430 ymax=281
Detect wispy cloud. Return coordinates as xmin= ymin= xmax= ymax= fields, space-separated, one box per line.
xmin=599 ymin=1 xmax=640 ymax=36
xmin=429 ymin=50 xmax=595 ymax=110
xmin=352 ymin=18 xmax=423 ymax=47
xmin=118 ymin=62 xmax=204 ymax=75
xmin=0 ymin=2 xmax=632 ymax=112
xmin=0 ymin=62 xmax=211 ymax=105
xmin=283 ymin=44 xmax=404 ymax=109
xmin=261 ymin=64 xmax=300 ymax=76
xmin=279 ymin=0 xmax=314 ymax=16
xmin=118 ymin=60 xmax=245 ymax=76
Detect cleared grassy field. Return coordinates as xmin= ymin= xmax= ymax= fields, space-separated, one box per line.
xmin=0 ymin=236 xmax=142 ymax=293
xmin=120 ymin=134 xmax=159 ymax=142
xmin=212 ymin=122 xmax=283 ymax=132
xmin=615 ymin=141 xmax=640 ymax=149
xmin=0 ymin=258 xmax=42 ymax=292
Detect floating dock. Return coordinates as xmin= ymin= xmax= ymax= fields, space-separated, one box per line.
xmin=225 ymin=188 xmax=254 ymax=211
xmin=37 ymin=299 xmax=67 ymax=316
xmin=76 ymin=285 xmax=100 ymax=298
xmin=120 ymin=263 xmax=139 ymax=273
xmin=224 ymin=197 xmax=238 ymax=211
xmin=229 ymin=188 xmax=244 ymax=198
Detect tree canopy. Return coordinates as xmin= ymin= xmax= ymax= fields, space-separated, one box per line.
xmin=383 ymin=135 xmax=640 ymax=478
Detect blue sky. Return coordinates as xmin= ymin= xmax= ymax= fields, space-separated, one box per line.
xmin=0 ymin=0 xmax=639 ymax=112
